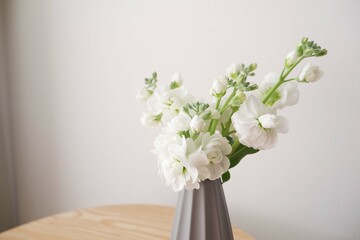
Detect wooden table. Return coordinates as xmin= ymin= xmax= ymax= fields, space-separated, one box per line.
xmin=0 ymin=205 xmax=254 ymax=239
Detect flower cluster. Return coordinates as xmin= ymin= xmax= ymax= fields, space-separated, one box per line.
xmin=138 ymin=37 xmax=327 ymax=191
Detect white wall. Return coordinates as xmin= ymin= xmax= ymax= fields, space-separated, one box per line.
xmin=3 ymin=0 xmax=360 ymax=239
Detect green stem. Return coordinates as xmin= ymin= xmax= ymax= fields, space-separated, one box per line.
xmin=282 ymin=56 xmax=305 ymax=79
xmin=220 ymin=89 xmax=236 ymax=114
xmin=262 ymin=79 xmax=283 ymax=104
xmin=230 ymin=139 xmax=240 ymax=154
xmin=224 ymin=120 xmax=232 ymax=135
xmin=222 ymin=110 xmax=234 ymax=136
xmin=209 ymin=119 xmax=219 ymax=135
xmin=262 ymin=57 xmax=304 ymax=105
xmin=210 ymin=89 xmax=235 ymax=134
xmin=208 ymin=97 xmax=222 ymax=132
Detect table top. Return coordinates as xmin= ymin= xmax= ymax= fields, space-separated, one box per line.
xmin=0 ymin=205 xmax=254 ymax=240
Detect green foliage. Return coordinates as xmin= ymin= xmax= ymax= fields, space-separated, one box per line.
xmin=229 ymin=145 xmax=259 ymax=168
xmin=222 ymin=171 xmax=231 ymax=183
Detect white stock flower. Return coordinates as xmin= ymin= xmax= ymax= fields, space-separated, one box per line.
xmin=136 ymin=88 xmax=151 ymax=102
xmin=171 ymin=73 xmax=183 ymax=87
xmin=190 ymin=115 xmax=206 ymax=132
xmin=197 ymin=133 xmax=232 ymax=180
xmin=153 ymin=131 xmax=232 ymax=190
xmin=166 ymin=112 xmax=191 ymax=134
xmin=154 ymin=134 xmax=199 ymax=191
xmin=226 ymin=64 xmax=243 ymax=79
xmin=231 ymin=96 xmax=289 ymax=150
xmin=187 ymin=149 xmax=210 ymax=182
xmin=258 ymin=72 xmax=299 ymax=109
xmin=141 ymin=112 xmax=162 ymax=127
xmin=285 ymin=50 xmax=298 ymax=67
xmin=210 ymin=76 xmax=228 ymax=96
xmin=299 ymin=63 xmax=323 ymax=83
xmin=147 ymin=85 xmax=194 ymax=125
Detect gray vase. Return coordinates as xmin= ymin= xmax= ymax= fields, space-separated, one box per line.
xmin=171 ymin=179 xmax=234 ymax=240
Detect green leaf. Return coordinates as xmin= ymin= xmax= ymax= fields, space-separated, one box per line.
xmin=229 ymin=146 xmax=259 ymax=168
xmin=222 ymin=171 xmax=231 ymax=183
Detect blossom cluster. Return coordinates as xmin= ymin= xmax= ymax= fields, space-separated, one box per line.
xmin=137 ymin=37 xmax=327 ymax=191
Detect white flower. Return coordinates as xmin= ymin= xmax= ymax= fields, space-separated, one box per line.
xmin=196 ymin=133 xmax=232 ymax=180
xmin=154 ymin=134 xmax=199 ymax=191
xmin=147 ymin=85 xmax=194 ymax=125
xmin=190 ymin=115 xmax=206 ymax=132
xmin=188 ymin=150 xmax=210 ymax=182
xmin=136 ymin=88 xmax=151 ymax=102
xmin=141 ymin=112 xmax=162 ymax=127
xmin=166 ymin=112 xmax=191 ymax=134
xmin=257 ymin=72 xmax=299 ymax=109
xmin=171 ymin=73 xmax=183 ymax=87
xmin=153 ymin=131 xmax=232 ymax=190
xmin=210 ymin=76 xmax=228 ymax=96
xmin=258 ymin=114 xmax=278 ymax=128
xmin=226 ymin=64 xmax=243 ymax=79
xmin=299 ymin=63 xmax=323 ymax=83
xmin=285 ymin=50 xmax=298 ymax=67
xmin=231 ymin=96 xmax=289 ymax=150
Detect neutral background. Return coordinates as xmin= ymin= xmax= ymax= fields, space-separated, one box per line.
xmin=1 ymin=0 xmax=360 ymax=239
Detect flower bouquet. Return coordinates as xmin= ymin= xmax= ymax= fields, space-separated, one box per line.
xmin=137 ymin=37 xmax=327 ymax=239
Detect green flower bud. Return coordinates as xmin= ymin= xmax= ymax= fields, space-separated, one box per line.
xmin=247 ymin=63 xmax=257 ymax=72
xmin=316 ymin=49 xmax=328 ymax=57
xmin=304 ymin=49 xmax=314 ymax=56
xmin=230 ymin=91 xmax=246 ymax=109
xmin=296 ymin=44 xmax=304 ymax=57
xmin=301 ymin=37 xmax=309 ymax=44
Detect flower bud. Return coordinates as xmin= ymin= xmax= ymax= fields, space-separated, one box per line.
xmin=190 ymin=115 xmax=206 ymax=132
xmin=298 ymin=63 xmax=323 ymax=83
xmin=210 ymin=76 xmax=228 ymax=96
xmin=301 ymin=37 xmax=309 ymax=44
xmin=285 ymin=50 xmax=298 ymax=68
xmin=296 ymin=44 xmax=304 ymax=57
xmin=136 ymin=87 xmax=151 ymax=101
xmin=170 ymin=73 xmax=183 ymax=89
xmin=247 ymin=63 xmax=257 ymax=72
xmin=304 ymin=49 xmax=314 ymax=56
xmin=230 ymin=91 xmax=246 ymax=109
xmin=226 ymin=64 xmax=243 ymax=79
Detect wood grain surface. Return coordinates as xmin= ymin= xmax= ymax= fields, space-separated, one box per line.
xmin=0 ymin=205 xmax=254 ymax=240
